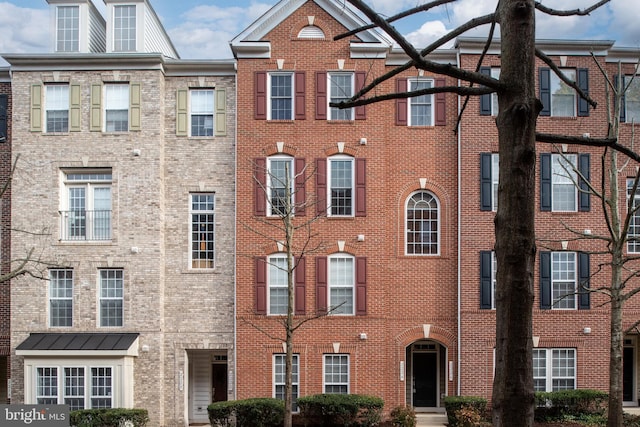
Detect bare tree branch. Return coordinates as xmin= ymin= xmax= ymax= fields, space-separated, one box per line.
xmin=535 ymin=48 xmax=597 ymax=108
xmin=534 ymin=0 xmax=611 ymax=17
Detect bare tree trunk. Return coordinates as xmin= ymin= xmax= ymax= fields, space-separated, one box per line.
xmin=492 ymin=1 xmax=538 ymax=425
xmin=608 ymin=286 xmax=624 ymax=427
xmin=284 ymin=169 xmax=294 ymax=427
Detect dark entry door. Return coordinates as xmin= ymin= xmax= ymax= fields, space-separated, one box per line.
xmin=212 ymin=364 xmax=228 ymax=402
xmin=624 ymin=347 xmax=634 ymax=402
xmin=413 ymin=352 xmax=438 ymax=407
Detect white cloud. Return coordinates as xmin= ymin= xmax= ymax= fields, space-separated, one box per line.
xmin=0 ymin=2 xmax=48 ymax=60
xmin=405 ymin=20 xmax=450 ymax=48
xmin=608 ymin=1 xmax=640 ymax=47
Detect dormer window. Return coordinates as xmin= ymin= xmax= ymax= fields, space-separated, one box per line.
xmin=56 ymin=6 xmax=80 ymax=52
xmin=114 ymin=5 xmax=136 ymax=52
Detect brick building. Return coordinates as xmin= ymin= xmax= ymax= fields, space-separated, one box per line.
xmin=4 ymin=0 xmax=236 ymax=425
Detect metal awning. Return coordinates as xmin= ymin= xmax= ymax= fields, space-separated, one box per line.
xmin=16 ymin=333 xmax=139 ymax=357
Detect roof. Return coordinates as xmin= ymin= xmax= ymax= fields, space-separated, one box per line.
xmin=16 ymin=333 xmax=139 ymax=356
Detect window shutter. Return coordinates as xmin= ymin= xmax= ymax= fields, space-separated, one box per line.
xmin=540 ymin=251 xmax=552 ymax=309
xmin=315 ymin=72 xmax=327 ymax=120
xmin=295 ymin=257 xmax=306 ymax=315
xmin=0 ymin=94 xmax=8 ymax=140
xmin=129 ymin=82 xmax=141 ymax=131
xmin=316 ymin=257 xmax=327 ymax=313
xmin=254 ymin=157 xmax=267 ymax=216
xmin=615 ymin=75 xmax=626 ymax=123
xmin=176 ymin=89 xmax=188 ymax=136
xmin=539 ymin=68 xmax=551 ymax=116
xmin=315 ymin=158 xmax=327 ymax=215
xmin=295 ymin=158 xmax=306 ymax=216
xmin=30 ymin=84 xmax=42 ymax=132
xmin=356 ymin=257 xmax=367 ymax=315
xmin=480 ymin=153 xmax=493 ymax=211
xmin=396 ymin=79 xmax=408 ymax=126
xmin=90 ymin=83 xmax=102 ymax=132
xmin=480 ymin=251 xmax=493 ymax=309
xmin=435 ymin=78 xmax=446 ymax=126
xmin=215 ymin=88 xmax=227 ymax=136
xmin=540 ymin=153 xmax=552 ymax=211
xmin=577 ymin=68 xmax=590 ymax=117
xmin=255 ymin=257 xmax=267 ymax=314
xmin=578 ymin=252 xmax=590 ymax=310
xmin=295 ymin=72 xmax=306 ymax=120
xmin=355 ymin=158 xmax=366 ymax=217
xmin=479 ymin=67 xmax=492 ymax=116
xmin=69 ymin=84 xmax=81 ymax=132
xmin=578 ymin=153 xmax=590 ymax=212
xmin=355 ymin=71 xmax=366 ymax=120
xmin=255 ymin=71 xmax=267 ymax=120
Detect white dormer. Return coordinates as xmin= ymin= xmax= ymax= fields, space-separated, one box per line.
xmin=47 ymin=0 xmax=106 ymax=53
xmin=104 ymin=0 xmax=179 ymax=58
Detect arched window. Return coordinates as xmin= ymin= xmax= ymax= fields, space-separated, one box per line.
xmin=406 ymin=191 xmax=439 ymax=255
xmin=298 ymin=25 xmax=325 ymax=39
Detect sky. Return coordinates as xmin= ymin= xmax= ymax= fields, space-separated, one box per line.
xmin=0 ymin=0 xmax=638 ymax=65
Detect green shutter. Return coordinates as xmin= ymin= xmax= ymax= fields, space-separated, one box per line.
xmin=69 ymin=84 xmax=81 ymax=132
xmin=215 ymin=88 xmax=226 ymax=137
xmin=90 ymin=83 xmax=102 ymax=132
xmin=176 ymin=89 xmax=188 ymax=136
xmin=30 ymin=84 xmax=42 ymax=132
xmin=129 ymin=82 xmax=141 ymax=131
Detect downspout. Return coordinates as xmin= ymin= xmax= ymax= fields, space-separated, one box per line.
xmin=232 ymin=60 xmax=238 ymax=401
xmin=456 ymin=47 xmax=462 ymax=397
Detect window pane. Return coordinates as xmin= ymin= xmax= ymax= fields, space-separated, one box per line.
xmin=100 ymin=270 xmax=123 ymax=326
xmin=269 ymin=257 xmax=288 ymax=315
xmin=269 ymin=159 xmax=293 ymax=216
xmin=628 ymin=179 xmax=640 ymax=252
xmin=551 ymin=154 xmax=577 ymax=212
xmin=46 ymin=85 xmax=70 ymax=132
xmin=552 ymin=252 xmax=576 ymax=309
xmin=64 ymin=367 xmax=85 ymax=411
xmin=191 ymin=193 xmax=215 ymax=269
xmin=324 ymin=355 xmax=348 ymax=394
xmin=191 ymin=90 xmax=214 ymax=136
xmin=271 ymin=74 xmax=293 ymax=120
xmin=105 ymin=84 xmax=129 ymax=131
xmin=491 ymin=154 xmax=499 ymax=211
xmin=274 ymin=354 xmax=299 ymax=411
xmin=406 ymin=192 xmax=439 ymax=255
xmin=627 ymin=77 xmax=640 ymax=122
xmin=330 ymin=159 xmax=353 ymax=216
xmin=91 ymin=367 xmax=113 ymax=409
xmin=114 ymin=5 xmax=136 ymax=51
xmin=329 ymin=257 xmax=353 ymax=314
xmin=551 ymin=70 xmax=576 ymax=117
xmin=37 ymin=367 xmax=58 ymax=404
xmin=329 ymin=74 xmax=353 ymax=120
xmin=56 ymin=6 xmax=79 ymax=52
xmin=409 ymin=80 xmax=432 ymax=126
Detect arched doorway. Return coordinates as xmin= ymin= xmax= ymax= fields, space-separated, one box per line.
xmin=406 ymin=340 xmax=447 ymax=410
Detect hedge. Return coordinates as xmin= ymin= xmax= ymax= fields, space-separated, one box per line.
xmin=208 ymin=398 xmax=284 ymax=427
xmin=70 ymin=408 xmax=149 ymax=427
xmin=297 ymin=393 xmax=384 ymax=427
xmin=443 ymin=396 xmax=487 ymax=427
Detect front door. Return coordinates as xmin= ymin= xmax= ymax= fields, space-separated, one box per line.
xmin=624 ymin=346 xmax=635 ymax=402
xmin=212 ymin=364 xmax=228 ymax=402
xmin=413 ymin=352 xmax=438 ymax=407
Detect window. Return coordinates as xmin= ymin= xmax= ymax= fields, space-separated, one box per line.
xmin=99 ymin=269 xmax=123 ymax=327
xmin=36 ymin=367 xmax=58 ymax=404
xmin=50 ymin=269 xmax=73 ymax=327
xmin=479 ymin=67 xmax=500 ymax=116
xmin=540 ymin=153 xmax=590 ymax=212
xmin=61 ymin=171 xmax=112 ymax=241
xmin=36 ymin=366 xmax=113 ymax=409
xmin=274 ymin=354 xmax=299 ymax=411
xmin=270 ymin=73 xmax=293 ymax=120
xmin=190 ymin=193 xmax=215 ymax=269
xmin=540 ymin=251 xmax=590 ymax=310
xmin=406 ymin=191 xmax=439 ymax=255
xmin=324 ymin=354 xmax=349 ymax=394
xmin=64 ymin=367 xmax=85 ymax=411
xmin=190 ymin=89 xmax=214 ymax=136
xmin=268 ymin=157 xmax=294 ymax=216
xmin=328 ymin=157 xmax=354 ymax=216
xmin=540 ymin=68 xmax=589 ymax=117
xmin=628 ymin=178 xmax=640 ymax=253
xmin=268 ymin=255 xmax=288 ymax=315
xmin=551 ymin=252 xmax=577 ymax=309
xmin=551 ymin=69 xmax=576 ymax=117
xmin=56 ymin=6 xmax=79 ymax=52
xmin=408 ymin=79 xmax=433 ymax=126
xmin=91 ymin=367 xmax=113 ymax=408
xmin=480 ymin=153 xmax=499 ymax=211
xmin=113 ymin=5 xmax=136 ymax=52
xmin=45 ymin=85 xmax=70 ymax=133
xmin=328 ymin=255 xmax=354 ymax=315
xmin=624 ymin=76 xmax=640 ymax=123
xmin=104 ymin=84 xmax=129 ymax=131
xmin=480 ymin=251 xmax=497 ymax=309
xmin=533 ymin=349 xmax=576 ymax=392
xmin=329 ymin=73 xmax=353 ymax=120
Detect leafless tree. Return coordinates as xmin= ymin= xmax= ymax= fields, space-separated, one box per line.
xmin=332 ymin=1 xmax=614 ymax=425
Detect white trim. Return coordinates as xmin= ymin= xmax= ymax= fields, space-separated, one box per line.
xmin=326 ymin=155 xmax=355 ymax=217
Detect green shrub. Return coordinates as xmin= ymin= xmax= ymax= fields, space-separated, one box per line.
xmin=207 ymin=398 xmax=284 ymax=427
xmin=70 ymin=408 xmax=149 ymax=427
xmin=443 ymin=396 xmax=487 ymax=427
xmin=389 ymin=406 xmax=416 ymax=427
xmin=534 ymin=389 xmax=608 ymax=421
xmin=297 ymin=393 xmax=384 ymax=427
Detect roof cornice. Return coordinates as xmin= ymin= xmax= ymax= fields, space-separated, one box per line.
xmin=455 ymin=37 xmax=615 ymax=56
xmin=1 ymin=53 xmax=166 ymax=72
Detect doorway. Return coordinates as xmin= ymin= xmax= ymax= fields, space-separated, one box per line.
xmin=624 ymin=338 xmax=636 ymax=404
xmin=407 ymin=341 xmax=445 ymax=410
xmin=188 ymin=351 xmax=228 ymax=424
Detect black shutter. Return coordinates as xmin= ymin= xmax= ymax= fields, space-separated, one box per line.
xmin=540 ymin=251 xmax=551 ymax=309
xmin=480 ymin=251 xmax=493 ymax=309
xmin=539 ymin=68 xmax=551 ymax=116
xmin=578 ymin=252 xmax=590 ymax=310
xmin=479 ymin=67 xmax=492 ymax=116
xmin=578 ymin=153 xmax=590 ymax=212
xmin=577 ymin=68 xmax=590 ymax=117
xmin=480 ymin=153 xmax=493 ymax=211
xmin=0 ymin=94 xmax=7 ymax=141
xmin=540 ymin=154 xmax=552 ymax=211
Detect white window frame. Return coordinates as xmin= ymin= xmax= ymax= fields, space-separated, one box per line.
xmin=104 ymin=83 xmax=129 ymax=132
xmin=327 ymin=156 xmax=354 ymax=217
xmin=61 ymin=170 xmax=112 ymax=241
xmin=491 ymin=153 xmax=499 ymax=211
xmin=550 ymin=69 xmax=577 ymax=117
xmin=328 ymin=72 xmax=354 ymax=121
xmin=408 ymin=78 xmax=433 ymax=126
xmin=63 ymin=366 xmax=85 ymax=411
xmin=36 ymin=367 xmax=59 ymax=404
xmin=113 ymin=5 xmax=136 ymax=52
xmin=268 ymin=254 xmax=288 ymax=315
xmin=49 ymin=269 xmax=73 ymax=328
xmin=189 ymin=89 xmax=214 ymax=137
xmin=267 ymin=156 xmax=294 ymax=217
xmin=268 ymin=73 xmax=294 ymax=120
xmin=490 ymin=68 xmax=500 ymax=116
xmin=551 ymin=251 xmax=577 ymax=310
xmin=323 ymin=354 xmax=349 ymax=394
xmin=405 ymin=190 xmax=440 ymax=256
xmin=625 ymin=75 xmax=640 ymax=123
xmin=190 ymin=193 xmax=216 ymax=269
xmin=490 ymin=251 xmax=497 ymax=310
xmin=45 ymin=84 xmax=70 ymax=133
xmin=551 ymin=153 xmax=578 ymax=212
xmin=56 ymin=5 xmax=80 ymax=52
xmin=627 ymin=178 xmax=640 ymax=253
xmin=533 ymin=348 xmax=576 ymax=392
xmin=328 ymin=254 xmax=354 ymax=315
xmin=90 ymin=366 xmax=113 ymax=409
xmin=273 ymin=354 xmax=299 ymax=411
xmin=35 ymin=365 xmax=115 ymax=409
xmin=99 ymin=269 xmax=124 ymax=327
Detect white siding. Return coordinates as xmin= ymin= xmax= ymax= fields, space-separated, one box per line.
xmin=87 ymin=2 xmax=106 ymax=53
xmin=143 ymin=4 xmax=179 ymax=58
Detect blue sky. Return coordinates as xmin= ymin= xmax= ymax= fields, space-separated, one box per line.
xmin=0 ymin=0 xmax=637 ymax=64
